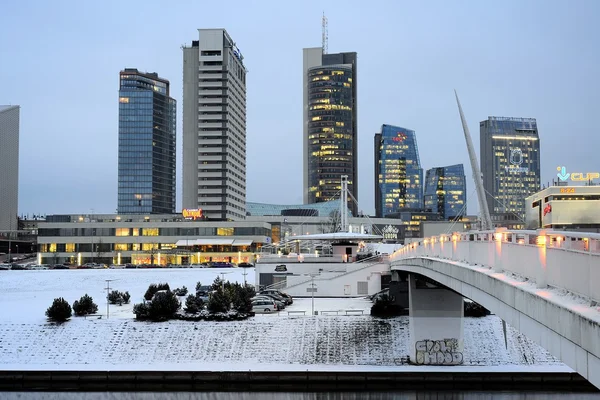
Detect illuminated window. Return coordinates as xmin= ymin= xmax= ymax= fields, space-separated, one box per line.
xmin=65 ymin=243 xmax=75 ymax=252
xmin=142 ymin=228 xmax=159 ymax=236
xmin=119 ymin=97 xmax=129 ymax=103
xmin=115 ymin=243 xmax=128 ymax=251
xmin=116 ymin=228 xmax=130 ymax=237
xmin=132 ymin=229 xmax=140 ymax=236
xmin=142 ymin=243 xmax=158 ymax=251
xmin=217 ymin=227 xmax=234 ymax=236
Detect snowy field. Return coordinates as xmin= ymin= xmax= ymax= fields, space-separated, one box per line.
xmin=0 ymin=268 xmax=565 ymax=371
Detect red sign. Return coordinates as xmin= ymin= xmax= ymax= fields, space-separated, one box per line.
xmin=392 ymin=132 xmax=407 ymax=142
xmin=543 ymin=204 xmax=552 ymax=216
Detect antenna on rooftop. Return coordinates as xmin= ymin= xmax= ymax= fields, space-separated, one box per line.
xmin=322 ymin=12 xmax=328 ymax=54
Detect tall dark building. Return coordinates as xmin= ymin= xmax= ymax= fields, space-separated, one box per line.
xmin=303 ymin=47 xmax=358 ymax=215
xmin=374 ymin=125 xmax=423 ymax=218
xmin=424 ymin=164 xmax=467 ymax=220
xmin=480 ymin=117 xmax=540 ymax=220
xmin=117 ymin=69 xmax=176 ymax=214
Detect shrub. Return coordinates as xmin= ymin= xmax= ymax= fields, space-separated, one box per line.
xmin=207 ymin=289 xmax=230 ymax=313
xmin=184 ymin=294 xmax=204 ymax=313
xmin=232 ymin=283 xmax=255 ymax=313
xmin=72 ymin=294 xmax=98 ymax=316
xmin=370 ymin=294 xmax=405 ymax=317
xmin=133 ymin=303 xmax=150 ymax=320
xmin=148 ymin=291 xmax=181 ymax=321
xmin=108 ymin=290 xmax=131 ymax=305
xmin=144 ymin=283 xmax=170 ymax=301
xmin=174 ymin=286 xmax=188 ymax=296
xmin=211 ymin=277 xmax=224 ymax=292
xmin=46 ymin=297 xmax=72 ymax=322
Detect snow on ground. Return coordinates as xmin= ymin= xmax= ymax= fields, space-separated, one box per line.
xmin=0 ymin=268 xmax=565 ymax=371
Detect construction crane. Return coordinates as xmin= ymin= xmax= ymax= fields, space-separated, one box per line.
xmin=322 ymin=12 xmax=328 ymax=54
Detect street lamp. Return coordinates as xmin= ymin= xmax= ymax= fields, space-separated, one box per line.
xmin=304 ymin=272 xmax=320 ymax=316
xmin=104 ymin=279 xmax=117 ymax=319
xmin=214 ymin=271 xmax=233 ymax=291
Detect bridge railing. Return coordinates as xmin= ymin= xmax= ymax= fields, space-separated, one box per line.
xmin=391 ymin=229 xmax=600 ymax=304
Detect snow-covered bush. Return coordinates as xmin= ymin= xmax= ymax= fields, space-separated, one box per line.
xmin=370 ymin=294 xmax=404 ymax=318
xmin=173 ymin=286 xmax=188 ymax=296
xmin=108 ymin=290 xmax=131 ymax=305
xmin=73 ymin=294 xmax=98 ymax=316
xmin=133 ymin=303 xmax=150 ymax=320
xmin=144 ymin=283 xmax=170 ymax=301
xmin=46 ymin=297 xmax=72 ymax=322
xmin=231 ymin=283 xmax=255 ymax=313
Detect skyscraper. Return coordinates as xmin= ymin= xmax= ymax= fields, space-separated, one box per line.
xmin=117 ymin=69 xmax=176 ymax=214
xmin=374 ymin=125 xmax=423 ymax=218
xmin=424 ymin=164 xmax=467 ymax=220
xmin=0 ymin=105 xmax=19 ymax=233
xmin=183 ymin=29 xmax=247 ymax=221
xmin=480 ymin=117 xmax=540 ymax=219
xmin=303 ymin=47 xmax=357 ymax=215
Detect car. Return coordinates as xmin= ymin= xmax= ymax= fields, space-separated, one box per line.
xmin=109 ymin=264 xmax=125 ymax=269
xmin=260 ymin=290 xmax=293 ymax=304
xmin=237 ymin=262 xmax=254 ymax=268
xmin=251 ymin=296 xmax=285 ymax=310
xmin=260 ymin=291 xmax=292 ymax=306
xmin=251 ymin=299 xmax=277 ymax=313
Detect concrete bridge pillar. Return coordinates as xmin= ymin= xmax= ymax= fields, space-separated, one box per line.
xmin=409 ymin=273 xmax=464 ymax=365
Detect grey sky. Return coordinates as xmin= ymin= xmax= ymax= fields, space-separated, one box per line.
xmin=2 ymin=0 xmax=599 ymax=217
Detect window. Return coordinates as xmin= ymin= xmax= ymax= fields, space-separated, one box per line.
xmin=142 ymin=228 xmax=158 ymax=236
xmin=115 ymin=243 xmax=128 ymax=251
xmin=116 ymin=228 xmax=130 ymax=237
xmin=217 ymin=227 xmax=234 ymax=236
xmin=65 ymin=243 xmax=75 ymax=252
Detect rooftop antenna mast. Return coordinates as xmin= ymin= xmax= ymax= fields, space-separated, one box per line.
xmin=455 ymin=90 xmax=493 ymax=231
xmin=322 ymin=12 xmax=328 ymax=54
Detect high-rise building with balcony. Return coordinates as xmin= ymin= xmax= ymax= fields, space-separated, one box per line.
xmin=424 ymin=164 xmax=467 ymax=220
xmin=183 ymin=29 xmax=247 ymax=221
xmin=480 ymin=117 xmax=540 ymax=220
xmin=303 ymin=47 xmax=357 ymax=215
xmin=117 ymin=69 xmax=176 ymax=214
xmin=374 ymin=125 xmax=423 ymax=218
xmin=0 ymin=105 xmax=19 ymax=232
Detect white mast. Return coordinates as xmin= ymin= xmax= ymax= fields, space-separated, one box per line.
xmin=454 ymin=90 xmax=493 ymax=230
xmin=340 ymin=175 xmax=349 ymax=232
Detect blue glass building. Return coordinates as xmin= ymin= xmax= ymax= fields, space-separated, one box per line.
xmin=374 ymin=125 xmax=423 ymax=218
xmin=424 ymin=164 xmax=467 ymax=220
xmin=118 ymin=69 xmax=176 ymax=214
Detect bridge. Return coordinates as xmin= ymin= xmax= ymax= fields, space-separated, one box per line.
xmin=390 ymin=228 xmax=600 ymax=389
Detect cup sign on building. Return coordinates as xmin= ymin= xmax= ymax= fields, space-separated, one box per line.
xmin=182 ymin=208 xmax=203 ymax=220
xmin=556 ymin=166 xmax=600 ymax=183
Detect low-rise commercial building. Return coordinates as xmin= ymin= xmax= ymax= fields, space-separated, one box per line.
xmin=525 ymin=185 xmax=600 ymax=232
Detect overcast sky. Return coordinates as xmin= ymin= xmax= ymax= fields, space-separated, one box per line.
xmin=2 ymin=0 xmax=599 ymax=217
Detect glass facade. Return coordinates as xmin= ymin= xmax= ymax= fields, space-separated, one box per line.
xmin=306 ymin=65 xmax=354 ymax=211
xmin=374 ymin=125 xmax=423 ymax=217
xmin=118 ymin=69 xmax=176 ymax=214
xmin=424 ymin=164 xmax=467 ymax=220
xmin=480 ymin=117 xmax=540 ymax=219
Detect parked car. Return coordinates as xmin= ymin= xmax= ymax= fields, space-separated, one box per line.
xmin=259 ymin=292 xmax=292 ymax=306
xmin=251 ymin=296 xmax=285 ymax=310
xmin=109 ymin=264 xmax=125 ymax=269
xmin=260 ymin=290 xmax=293 ymax=304
xmin=237 ymin=262 xmax=254 ymax=268
xmin=251 ymin=299 xmax=278 ymax=313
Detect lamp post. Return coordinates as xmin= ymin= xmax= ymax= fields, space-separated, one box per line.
xmin=104 ymin=279 xmax=117 ymax=319
xmin=304 ymin=272 xmax=320 ymax=316
xmin=214 ymin=271 xmax=233 ymax=291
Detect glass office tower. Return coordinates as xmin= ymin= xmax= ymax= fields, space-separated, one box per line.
xmin=480 ymin=117 xmax=540 ymax=219
xmin=118 ymin=69 xmax=176 ymax=214
xmin=374 ymin=125 xmax=423 ymax=218
xmin=424 ymin=164 xmax=467 ymax=220
xmin=303 ymin=48 xmax=358 ymax=215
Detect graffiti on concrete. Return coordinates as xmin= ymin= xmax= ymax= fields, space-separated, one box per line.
xmin=415 ymin=338 xmax=463 ymax=365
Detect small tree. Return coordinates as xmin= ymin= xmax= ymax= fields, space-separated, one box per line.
xmin=46 ymin=297 xmax=72 ymax=322
xmin=211 ymin=277 xmax=223 ymax=292
xmin=173 ymin=286 xmax=188 ymax=296
xmin=208 ymin=289 xmax=230 ymax=313
xmin=122 ymin=291 xmax=131 ymax=304
xmin=108 ymin=290 xmax=130 ymax=305
xmin=144 ymin=283 xmax=170 ymax=301
xmin=148 ymin=291 xmax=181 ymax=321
xmin=184 ymin=294 xmax=204 ymax=313
xmin=72 ymin=294 xmax=98 ymax=316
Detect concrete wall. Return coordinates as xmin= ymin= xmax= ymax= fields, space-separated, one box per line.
xmin=392 ymin=242 xmax=600 ymax=387
xmin=256 ymin=260 xmax=389 ymax=297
